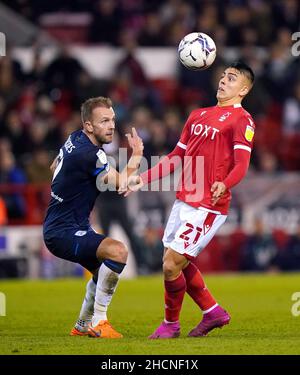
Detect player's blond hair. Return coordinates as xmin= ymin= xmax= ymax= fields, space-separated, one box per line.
xmin=81 ymin=96 xmax=113 ymax=123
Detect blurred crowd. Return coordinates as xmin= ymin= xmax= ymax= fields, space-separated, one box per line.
xmin=3 ymin=0 xmax=300 ymax=47
xmin=0 ymin=0 xmax=300 ymax=274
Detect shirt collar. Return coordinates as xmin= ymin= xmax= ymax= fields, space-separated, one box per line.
xmin=216 ymin=103 xmax=242 ymax=109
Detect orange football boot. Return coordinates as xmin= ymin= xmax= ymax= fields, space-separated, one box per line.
xmin=70 ymin=319 xmax=91 ymax=336
xmin=70 ymin=326 xmax=89 ymax=336
xmin=88 ymin=320 xmax=123 ymax=338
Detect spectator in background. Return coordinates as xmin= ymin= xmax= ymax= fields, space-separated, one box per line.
xmin=0 ymin=147 xmax=27 ymax=219
xmin=163 ymin=108 xmax=182 ymax=150
xmin=195 ymin=3 xmax=218 ymax=38
xmin=113 ymin=30 xmax=162 ymax=114
xmin=43 ymin=46 xmax=84 ymax=94
xmin=161 ymin=0 xmax=194 ymax=45
xmin=272 ymin=0 xmax=300 ymax=33
xmin=276 ymin=225 xmax=300 ymax=271
xmin=143 ymin=118 xmax=169 ymax=162
xmin=24 ymin=148 xmax=52 ymax=222
xmin=258 ymin=151 xmax=280 ymax=174
xmin=25 ymin=148 xmax=53 ymax=183
xmin=0 ymin=196 xmax=8 ymax=225
xmin=262 ymin=42 xmax=293 ymax=102
xmin=127 ymin=106 xmax=153 ymax=144
xmin=282 ymin=81 xmax=300 ymax=135
xmin=74 ymin=71 xmax=110 ymax=108
xmin=138 ymin=12 xmax=165 ymax=46
xmin=89 ymin=0 xmax=121 ymax=45
xmin=240 ymin=218 xmax=278 ymax=271
xmin=248 ymin=0 xmax=273 ymax=46
xmin=139 ymin=226 xmax=164 ymax=273
xmin=0 ymin=54 xmax=23 ymax=113
xmin=0 ymin=110 xmax=27 ymax=159
xmin=224 ymin=3 xmax=252 ymax=46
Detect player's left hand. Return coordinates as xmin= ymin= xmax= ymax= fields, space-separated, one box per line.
xmin=118 ymin=175 xmax=144 ymax=197
xmin=126 ymin=127 xmax=143 ymax=155
xmin=211 ymin=181 xmax=226 ymax=206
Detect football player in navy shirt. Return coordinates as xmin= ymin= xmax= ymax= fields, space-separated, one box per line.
xmin=43 ymin=97 xmax=143 ymax=338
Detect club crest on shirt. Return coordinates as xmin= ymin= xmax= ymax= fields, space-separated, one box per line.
xmin=96 ymin=149 xmax=107 ymax=164
xmin=245 ymin=125 xmax=254 ymax=141
xmin=218 ymin=112 xmax=231 ymax=122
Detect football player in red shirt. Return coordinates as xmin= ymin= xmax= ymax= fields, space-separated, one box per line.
xmin=120 ymin=61 xmax=255 ymax=339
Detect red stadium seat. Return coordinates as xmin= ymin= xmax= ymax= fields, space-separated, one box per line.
xmin=151 ymin=78 xmax=179 ymax=106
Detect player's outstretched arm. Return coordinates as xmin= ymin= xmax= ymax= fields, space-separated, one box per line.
xmin=118 ymin=144 xmax=186 ymax=196
xmin=140 ymin=145 xmax=185 ymax=184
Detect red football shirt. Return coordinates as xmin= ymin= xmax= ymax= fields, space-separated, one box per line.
xmin=176 ymin=103 xmax=255 ymax=214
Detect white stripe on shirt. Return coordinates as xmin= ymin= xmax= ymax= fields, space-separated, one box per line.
xmin=177 ymin=141 xmax=187 ymax=150
xmin=234 ymin=144 xmax=251 ymax=153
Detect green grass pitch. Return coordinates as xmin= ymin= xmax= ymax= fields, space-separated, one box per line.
xmin=0 ymin=273 xmax=299 ymax=355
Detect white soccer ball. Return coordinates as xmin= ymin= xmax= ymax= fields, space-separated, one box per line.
xmin=178 ymin=32 xmax=217 ymax=71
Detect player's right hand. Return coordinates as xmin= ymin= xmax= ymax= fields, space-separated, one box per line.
xmin=126 ymin=127 xmax=144 ymax=155
xmin=118 ymin=175 xmax=144 ymax=197
xmin=211 ymin=181 xmax=226 ymax=205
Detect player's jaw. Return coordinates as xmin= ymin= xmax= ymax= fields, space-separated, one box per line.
xmin=95 ymin=130 xmax=114 ymax=145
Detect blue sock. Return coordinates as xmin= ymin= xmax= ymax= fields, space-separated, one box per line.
xmin=103 ymin=259 xmax=126 ymax=274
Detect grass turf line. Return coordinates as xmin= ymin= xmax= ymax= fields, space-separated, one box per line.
xmin=0 ymin=273 xmax=299 ymax=354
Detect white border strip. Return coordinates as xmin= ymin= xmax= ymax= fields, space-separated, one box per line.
xmin=177 ymin=141 xmax=187 ymax=150
xmin=234 ymin=144 xmax=251 ymax=153
xmin=198 ymin=206 xmax=222 ymax=215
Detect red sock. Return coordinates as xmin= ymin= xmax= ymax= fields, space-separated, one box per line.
xmin=164 ymin=272 xmax=186 ymax=322
xmin=183 ymin=262 xmax=216 ymax=311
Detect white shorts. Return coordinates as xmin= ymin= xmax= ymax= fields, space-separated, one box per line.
xmin=162 ymin=200 xmax=227 ymax=259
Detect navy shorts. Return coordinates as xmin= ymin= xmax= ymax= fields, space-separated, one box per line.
xmin=43 ymin=227 xmax=106 ymax=272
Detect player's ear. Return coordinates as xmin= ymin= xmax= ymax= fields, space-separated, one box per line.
xmin=239 ymin=85 xmax=249 ymax=98
xmin=84 ymin=121 xmax=93 ymax=133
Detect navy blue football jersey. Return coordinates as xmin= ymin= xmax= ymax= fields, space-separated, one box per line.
xmin=43 ymin=130 xmax=109 ymax=234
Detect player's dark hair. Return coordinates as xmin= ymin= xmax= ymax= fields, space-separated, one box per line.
xmin=229 ymin=61 xmax=255 ymax=85
xmin=81 ymin=96 xmax=113 ymax=123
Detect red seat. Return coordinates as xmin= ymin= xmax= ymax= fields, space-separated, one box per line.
xmin=151 ymin=79 xmax=179 ymax=106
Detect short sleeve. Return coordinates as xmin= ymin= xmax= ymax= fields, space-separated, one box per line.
xmin=85 ymin=149 xmax=110 ymax=177
xmin=232 ymin=115 xmax=255 ymax=153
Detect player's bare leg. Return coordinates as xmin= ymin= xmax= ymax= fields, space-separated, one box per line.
xmin=70 ymin=270 xmax=98 ymax=336
xmin=149 ymin=248 xmax=188 ymax=339
xmin=88 ymin=238 xmax=127 ymax=339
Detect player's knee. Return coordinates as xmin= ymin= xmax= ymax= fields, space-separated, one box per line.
xmin=163 ymin=259 xmax=177 ymax=279
xmin=110 ymin=240 xmax=128 ymax=263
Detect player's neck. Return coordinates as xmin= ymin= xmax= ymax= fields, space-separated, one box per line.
xmin=83 ymin=130 xmax=102 ymax=147
xmin=217 ymin=98 xmax=243 ymax=108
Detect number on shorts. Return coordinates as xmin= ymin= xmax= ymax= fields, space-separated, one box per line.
xmin=179 ymin=223 xmax=202 ymax=244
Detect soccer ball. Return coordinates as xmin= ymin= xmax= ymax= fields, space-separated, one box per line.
xmin=178 ymin=32 xmax=216 ymax=71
